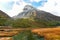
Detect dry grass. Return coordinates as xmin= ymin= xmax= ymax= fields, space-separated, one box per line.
xmin=0 ymin=27 xmax=60 ymax=40
xmin=32 ymin=27 xmax=60 ymax=40
xmin=0 ymin=37 xmax=13 ymax=40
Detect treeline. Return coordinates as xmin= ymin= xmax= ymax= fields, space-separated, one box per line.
xmin=0 ymin=18 xmax=60 ymax=28
xmin=35 ymin=19 xmax=60 ymax=27
xmin=8 ymin=19 xmax=41 ymax=28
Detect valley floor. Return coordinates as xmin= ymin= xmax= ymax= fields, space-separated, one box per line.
xmin=0 ymin=27 xmax=60 ymax=40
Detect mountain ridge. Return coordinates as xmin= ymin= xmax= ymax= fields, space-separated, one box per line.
xmin=0 ymin=10 xmax=11 ymax=19
xmin=13 ymin=5 xmax=60 ymax=21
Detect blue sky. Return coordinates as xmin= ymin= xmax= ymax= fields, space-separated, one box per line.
xmin=0 ymin=0 xmax=60 ymax=17
xmin=23 ymin=0 xmax=47 ymax=7
xmin=0 ymin=1 xmax=14 ymax=10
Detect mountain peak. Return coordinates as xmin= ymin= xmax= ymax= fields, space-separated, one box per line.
xmin=24 ymin=5 xmax=33 ymax=8
xmin=23 ymin=5 xmax=34 ymax=11
xmin=13 ymin=5 xmax=60 ymax=21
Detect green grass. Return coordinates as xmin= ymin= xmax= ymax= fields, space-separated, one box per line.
xmin=13 ymin=30 xmax=44 ymax=40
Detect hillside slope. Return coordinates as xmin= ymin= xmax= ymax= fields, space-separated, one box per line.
xmin=0 ymin=10 xmax=10 ymax=19
xmin=13 ymin=5 xmax=60 ymax=21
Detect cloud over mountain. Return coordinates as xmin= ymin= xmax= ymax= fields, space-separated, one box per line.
xmin=0 ymin=0 xmax=60 ymax=17
xmin=38 ymin=0 xmax=60 ymax=16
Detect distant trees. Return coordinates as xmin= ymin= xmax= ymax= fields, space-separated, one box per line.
xmin=10 ymin=19 xmax=44 ymax=28
xmin=35 ymin=19 xmax=60 ymax=27
xmin=0 ymin=17 xmax=60 ymax=28
xmin=7 ymin=18 xmax=60 ymax=28
xmin=0 ymin=14 xmax=10 ymax=26
xmin=0 ymin=18 xmax=8 ymax=26
xmin=10 ymin=19 xmax=34 ymax=28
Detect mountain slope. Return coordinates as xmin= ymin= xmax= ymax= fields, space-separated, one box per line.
xmin=13 ymin=5 xmax=60 ymax=21
xmin=0 ymin=10 xmax=10 ymax=19
xmin=0 ymin=10 xmax=11 ymax=26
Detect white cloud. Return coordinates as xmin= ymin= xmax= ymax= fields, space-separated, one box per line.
xmin=0 ymin=0 xmax=19 ymax=2
xmin=0 ymin=0 xmax=32 ymax=17
xmin=38 ymin=0 xmax=60 ymax=16
xmin=1 ymin=0 xmax=60 ymax=17
xmin=0 ymin=0 xmax=47 ymax=17
xmin=6 ymin=0 xmax=30 ymax=17
xmin=0 ymin=0 xmax=10 ymax=2
xmin=0 ymin=0 xmax=17 ymax=11
xmin=0 ymin=0 xmax=11 ymax=11
xmin=6 ymin=4 xmax=23 ymax=17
